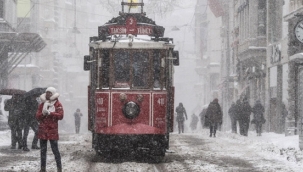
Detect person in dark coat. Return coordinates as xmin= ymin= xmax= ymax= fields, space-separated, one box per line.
xmin=200 ymin=104 xmax=210 ymax=129
xmin=22 ymin=95 xmax=40 ymax=151
xmin=175 ymin=102 xmax=187 ymax=134
xmin=233 ymin=99 xmax=243 ymax=134
xmin=281 ymin=102 xmax=288 ymax=133
xmin=4 ymin=94 xmax=24 ymax=149
xmin=228 ymin=102 xmax=237 ymax=133
xmin=190 ymin=113 xmax=198 ymax=131
xmin=74 ymin=108 xmax=83 ymax=134
xmin=251 ymin=100 xmax=265 ymax=136
xmin=205 ymin=98 xmax=222 ymax=137
xmin=239 ymin=98 xmax=252 ymax=136
xmin=36 ymin=87 xmax=64 ymax=172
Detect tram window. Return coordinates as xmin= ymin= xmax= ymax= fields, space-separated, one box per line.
xmin=101 ymin=50 xmax=110 ymax=88
xmin=133 ymin=52 xmax=149 ymax=88
xmin=114 ymin=51 xmax=131 ymax=88
xmin=153 ymin=50 xmax=161 ymax=88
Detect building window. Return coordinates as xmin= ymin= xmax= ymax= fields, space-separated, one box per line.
xmin=0 ymin=0 xmax=4 ymax=18
xmin=258 ymin=0 xmax=266 ymax=36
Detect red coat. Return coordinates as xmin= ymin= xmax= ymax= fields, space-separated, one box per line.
xmin=36 ymin=100 xmax=64 ymax=140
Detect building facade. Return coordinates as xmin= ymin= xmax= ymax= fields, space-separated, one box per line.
xmin=0 ymin=0 xmax=45 ymax=90
xmin=194 ymin=0 xmax=295 ymax=135
xmin=284 ymin=0 xmax=303 ymax=149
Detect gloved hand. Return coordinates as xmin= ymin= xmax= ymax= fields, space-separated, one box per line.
xmin=42 ymin=109 xmax=50 ymax=116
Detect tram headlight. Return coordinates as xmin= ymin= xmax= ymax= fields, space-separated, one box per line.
xmin=137 ymin=94 xmax=144 ymax=102
xmin=119 ymin=93 xmax=127 ymax=102
xmin=122 ymin=101 xmax=140 ymax=119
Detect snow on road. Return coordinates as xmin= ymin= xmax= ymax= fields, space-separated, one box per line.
xmin=0 ymin=129 xmax=302 ymax=172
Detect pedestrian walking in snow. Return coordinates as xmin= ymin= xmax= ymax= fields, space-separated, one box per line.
xmin=4 ymin=95 xmax=24 ymax=149
xmin=199 ymin=104 xmax=209 ymax=129
xmin=228 ymin=102 xmax=237 ymax=133
xmin=175 ymin=102 xmax=187 ymax=134
xmin=74 ymin=108 xmax=83 ymax=134
xmin=251 ymin=100 xmax=265 ymax=136
xmin=36 ymin=87 xmax=64 ymax=172
xmin=239 ymin=98 xmax=251 ymax=136
xmin=190 ymin=113 xmax=198 ymax=131
xmin=205 ymin=98 xmax=222 ymax=137
xmin=281 ymin=102 xmax=288 ymax=133
xmin=21 ymin=95 xmax=40 ymax=151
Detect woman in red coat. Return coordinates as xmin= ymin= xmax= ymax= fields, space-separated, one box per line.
xmin=36 ymin=87 xmax=64 ymax=172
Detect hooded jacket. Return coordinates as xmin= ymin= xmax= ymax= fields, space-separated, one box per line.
xmin=36 ymin=89 xmax=64 ymax=140
xmin=4 ymin=95 xmax=24 ymax=127
xmin=252 ymin=101 xmax=265 ymax=124
xmin=205 ymin=99 xmax=222 ymax=123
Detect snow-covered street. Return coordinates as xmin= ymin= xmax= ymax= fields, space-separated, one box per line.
xmin=0 ymin=129 xmax=302 ymax=172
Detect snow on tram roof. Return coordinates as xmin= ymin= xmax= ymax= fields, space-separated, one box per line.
xmin=89 ymin=35 xmax=175 ymax=49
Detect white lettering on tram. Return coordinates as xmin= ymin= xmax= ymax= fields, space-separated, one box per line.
xmin=138 ymin=27 xmax=152 ymax=35
xmin=97 ymin=107 xmax=106 ymax=112
xmin=109 ymin=26 xmax=153 ymax=35
xmin=97 ymin=98 xmax=103 ymax=105
xmin=157 ymin=98 xmax=165 ymax=106
xmin=110 ymin=27 xmax=127 ymax=34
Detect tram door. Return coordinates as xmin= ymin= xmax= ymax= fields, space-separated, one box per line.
xmin=297 ymin=66 xmax=303 ymax=149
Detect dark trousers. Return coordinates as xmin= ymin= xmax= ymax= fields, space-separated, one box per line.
xmin=22 ymin=121 xmax=39 ymax=148
xmin=239 ymin=120 xmax=249 ymax=136
xmin=230 ymin=116 xmax=237 ymax=133
xmin=40 ymin=139 xmax=62 ymax=169
xmin=255 ymin=123 xmax=262 ymax=135
xmin=177 ymin=120 xmax=184 ymax=134
xmin=9 ymin=125 xmax=22 ymax=148
xmin=75 ymin=120 xmax=80 ymax=134
xmin=209 ymin=122 xmax=218 ymax=136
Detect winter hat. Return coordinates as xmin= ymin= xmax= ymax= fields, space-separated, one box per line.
xmin=46 ymin=87 xmax=56 ymax=95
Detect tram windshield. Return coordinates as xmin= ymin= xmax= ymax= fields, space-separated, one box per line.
xmin=133 ymin=52 xmax=149 ymax=88
xmin=109 ymin=49 xmax=164 ymax=89
xmin=114 ymin=51 xmax=131 ymax=87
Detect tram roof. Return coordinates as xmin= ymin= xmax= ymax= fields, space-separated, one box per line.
xmin=89 ymin=35 xmax=175 ymax=49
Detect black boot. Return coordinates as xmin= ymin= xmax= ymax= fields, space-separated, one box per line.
xmin=57 ymin=167 xmax=62 ymax=172
xmin=32 ymin=145 xmax=40 ymax=149
xmin=40 ymin=166 xmax=46 ymax=172
xmin=209 ymin=133 xmax=212 ymax=137
xmin=23 ymin=147 xmax=30 ymax=151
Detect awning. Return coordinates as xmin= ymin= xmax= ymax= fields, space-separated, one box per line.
xmin=0 ymin=32 xmax=46 ymax=75
xmin=0 ymin=32 xmax=46 ymax=52
xmin=208 ymin=0 xmax=224 ymax=18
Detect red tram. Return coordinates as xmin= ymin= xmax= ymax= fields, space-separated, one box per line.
xmin=83 ymin=2 xmax=179 ymax=158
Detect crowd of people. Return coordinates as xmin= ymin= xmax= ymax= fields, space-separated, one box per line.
xmin=228 ymin=98 xmax=266 ymax=136
xmin=176 ymin=97 xmax=266 ymax=137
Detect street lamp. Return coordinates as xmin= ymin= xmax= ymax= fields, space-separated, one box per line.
xmin=171 ymin=24 xmax=188 ymax=31
xmin=171 ymin=26 xmax=180 ymax=31
xmin=72 ymin=0 xmax=80 ymax=34
xmin=72 ymin=26 xmax=80 ymax=34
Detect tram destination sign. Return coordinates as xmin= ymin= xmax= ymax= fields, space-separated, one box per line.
xmin=108 ymin=25 xmax=153 ymax=35
xmin=98 ymin=15 xmax=165 ymax=40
